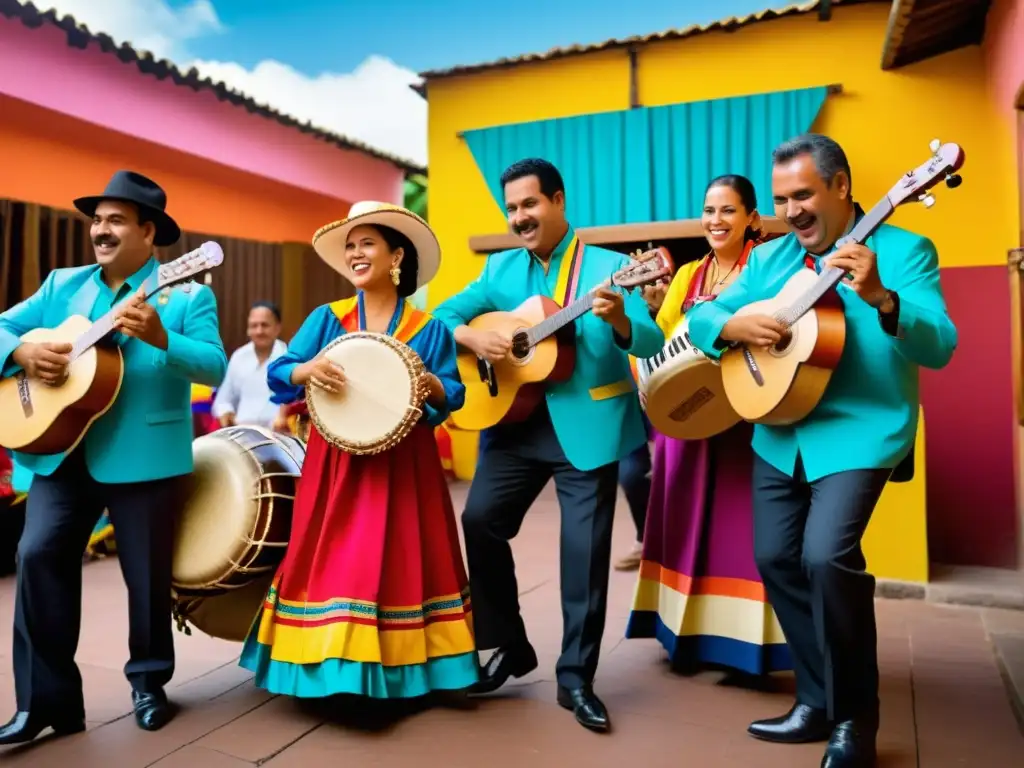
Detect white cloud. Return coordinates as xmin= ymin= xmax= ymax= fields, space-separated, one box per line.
xmin=36 ymin=0 xmax=426 ymax=167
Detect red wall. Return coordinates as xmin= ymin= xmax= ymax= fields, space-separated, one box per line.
xmin=922 ymin=265 xmax=1019 ymax=568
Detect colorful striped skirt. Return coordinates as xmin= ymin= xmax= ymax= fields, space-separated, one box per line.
xmin=625 ymin=423 xmax=791 ymax=675
xmin=240 ymin=423 xmax=478 ymax=699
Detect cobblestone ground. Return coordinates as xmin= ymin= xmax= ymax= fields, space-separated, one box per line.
xmin=0 ymin=482 xmax=1021 ymax=767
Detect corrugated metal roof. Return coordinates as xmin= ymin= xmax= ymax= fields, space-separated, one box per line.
xmin=1 ymin=0 xmax=424 ymax=174
xmin=417 ymin=0 xmax=879 ymax=82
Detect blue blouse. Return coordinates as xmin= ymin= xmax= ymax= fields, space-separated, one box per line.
xmin=266 ymin=293 xmax=465 ymax=427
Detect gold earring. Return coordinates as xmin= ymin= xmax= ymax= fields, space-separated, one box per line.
xmin=390 ymin=266 xmax=401 ymax=285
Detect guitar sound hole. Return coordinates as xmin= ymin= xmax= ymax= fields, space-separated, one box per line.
xmin=511 ymin=332 xmax=531 ymax=360
xmin=774 ymin=331 xmax=793 ymax=353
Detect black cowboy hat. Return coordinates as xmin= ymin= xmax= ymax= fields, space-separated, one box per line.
xmin=73 ymin=170 xmax=181 ymax=247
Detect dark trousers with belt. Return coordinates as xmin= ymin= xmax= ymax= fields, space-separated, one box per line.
xmin=462 ymin=406 xmax=619 ymax=689
xmin=13 ymin=449 xmax=181 ymax=719
xmin=752 ymin=454 xmax=890 ymax=721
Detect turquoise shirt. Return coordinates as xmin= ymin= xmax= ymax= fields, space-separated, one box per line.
xmin=433 ymin=226 xmax=664 ymax=471
xmin=268 ymin=294 xmax=465 ymax=428
xmin=686 ymin=222 xmax=957 ymax=482
xmin=0 ymin=258 xmax=228 ymax=483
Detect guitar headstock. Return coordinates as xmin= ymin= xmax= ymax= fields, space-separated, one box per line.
xmin=157 ymin=241 xmax=224 ymax=290
xmin=887 ymin=139 xmax=965 ymax=210
xmin=614 ymin=245 xmax=675 ymax=289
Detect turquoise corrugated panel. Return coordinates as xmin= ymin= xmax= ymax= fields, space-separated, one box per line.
xmin=462 ymin=85 xmax=829 ymax=228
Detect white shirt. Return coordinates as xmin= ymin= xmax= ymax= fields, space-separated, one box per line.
xmin=212 ymin=340 xmax=287 ymax=428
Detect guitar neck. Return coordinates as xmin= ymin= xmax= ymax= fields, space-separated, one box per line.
xmin=70 ymin=271 xmax=162 ymax=361
xmin=777 ymin=199 xmax=895 ymax=327
xmin=525 ymin=284 xmax=607 ymax=346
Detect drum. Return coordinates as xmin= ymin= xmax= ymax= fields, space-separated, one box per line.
xmin=171 ymin=425 xmax=304 ymax=596
xmin=173 ymin=572 xmax=274 ymax=643
xmin=638 ymin=317 xmax=741 ymax=441
xmin=306 ymin=331 xmax=428 ymax=455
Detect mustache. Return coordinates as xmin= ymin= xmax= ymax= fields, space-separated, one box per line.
xmin=513 ymin=220 xmax=537 ymax=234
xmin=93 ymin=235 xmax=120 ymax=247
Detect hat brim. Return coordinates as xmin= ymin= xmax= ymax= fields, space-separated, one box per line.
xmin=312 ymin=208 xmax=440 ymax=290
xmin=73 ymin=195 xmax=182 ymax=247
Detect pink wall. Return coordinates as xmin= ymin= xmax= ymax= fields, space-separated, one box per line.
xmin=0 ymin=15 xmax=405 ymax=206
xmin=984 ymin=0 xmax=1024 ymax=112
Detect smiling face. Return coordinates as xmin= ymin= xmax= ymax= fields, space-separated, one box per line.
xmin=504 ymin=174 xmax=567 ymax=257
xmin=701 ymin=184 xmax=758 ymax=254
xmin=90 ymin=200 xmax=155 ymax=268
xmin=772 ymin=153 xmax=852 ymax=254
xmin=344 ymin=224 xmax=402 ymax=293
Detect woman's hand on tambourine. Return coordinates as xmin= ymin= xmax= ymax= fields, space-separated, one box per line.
xmin=421 ymin=372 xmax=445 ymax=405
xmin=294 ymin=356 xmax=347 ymax=393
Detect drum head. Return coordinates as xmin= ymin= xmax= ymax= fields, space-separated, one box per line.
xmin=179 ymin=573 xmax=274 ymax=643
xmin=647 ymin=359 xmax=740 ymax=441
xmin=313 ymin=334 xmax=417 ymax=447
xmin=173 ymin=427 xmax=291 ymax=589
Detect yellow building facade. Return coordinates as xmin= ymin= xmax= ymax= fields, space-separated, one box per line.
xmin=421 ymin=1 xmax=1024 ymax=581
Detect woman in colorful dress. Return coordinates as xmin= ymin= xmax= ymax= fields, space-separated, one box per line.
xmin=625 ymin=175 xmax=792 ymax=679
xmin=240 ymin=201 xmax=478 ymax=700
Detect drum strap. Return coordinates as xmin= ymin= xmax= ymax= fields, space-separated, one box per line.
xmin=551 ymin=235 xmax=586 ymax=307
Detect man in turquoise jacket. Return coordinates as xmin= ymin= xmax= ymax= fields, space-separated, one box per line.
xmin=0 ymin=171 xmax=227 ymax=744
xmin=686 ymin=135 xmax=956 ymax=768
xmin=435 ymin=158 xmax=663 ymax=733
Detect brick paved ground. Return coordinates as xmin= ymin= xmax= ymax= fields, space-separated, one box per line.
xmin=0 ymin=481 xmax=1021 ymax=767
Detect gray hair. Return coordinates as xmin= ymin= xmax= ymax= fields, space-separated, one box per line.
xmin=772 ymin=133 xmax=852 ymax=196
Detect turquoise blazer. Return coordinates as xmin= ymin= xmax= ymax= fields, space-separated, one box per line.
xmin=434 ymin=227 xmax=664 ymax=472
xmin=0 ymin=258 xmax=228 ymax=484
xmin=686 ymin=223 xmax=957 ymax=483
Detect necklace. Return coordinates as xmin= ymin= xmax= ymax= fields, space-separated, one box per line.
xmin=706 ymin=256 xmax=739 ymax=293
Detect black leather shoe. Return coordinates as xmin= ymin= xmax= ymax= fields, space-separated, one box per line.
xmin=0 ymin=711 xmax=85 ymax=745
xmin=132 ymin=689 xmax=173 ymax=732
xmin=556 ymin=685 xmax=610 ymax=733
xmin=821 ymin=719 xmax=877 ymax=767
xmin=748 ymin=702 xmax=832 ymax=743
xmin=468 ymin=645 xmax=538 ymax=695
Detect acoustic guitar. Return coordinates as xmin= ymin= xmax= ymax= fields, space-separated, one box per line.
xmin=0 ymin=242 xmax=225 ymax=455
xmin=450 ymin=248 xmax=674 ymax=431
xmin=719 ymin=139 xmax=965 ymax=425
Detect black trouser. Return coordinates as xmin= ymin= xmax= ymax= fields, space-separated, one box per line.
xmin=617 ymin=441 xmax=651 ymax=543
xmin=12 ymin=449 xmax=181 ymax=719
xmin=462 ymin=406 xmax=619 ymax=689
xmin=751 ymin=454 xmax=890 ymax=722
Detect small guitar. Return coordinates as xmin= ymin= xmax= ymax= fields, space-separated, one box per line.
xmin=0 ymin=242 xmax=225 ymax=455
xmin=450 ymin=248 xmax=674 ymax=432
xmin=719 ymin=139 xmax=965 ymax=425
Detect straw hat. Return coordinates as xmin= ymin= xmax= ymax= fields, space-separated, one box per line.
xmin=311 ymin=201 xmax=440 ymax=290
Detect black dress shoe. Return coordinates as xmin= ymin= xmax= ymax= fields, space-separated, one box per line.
xmin=556 ymin=685 xmax=610 ymax=732
xmin=132 ymin=689 xmax=173 ymax=732
xmin=468 ymin=644 xmax=538 ymax=695
xmin=0 ymin=711 xmax=85 ymax=745
xmin=748 ymin=702 xmax=832 ymax=743
xmin=821 ymin=719 xmax=877 ymax=767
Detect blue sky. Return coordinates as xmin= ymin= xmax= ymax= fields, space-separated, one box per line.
xmin=41 ymin=0 xmax=797 ymax=165
xmin=175 ymin=0 xmax=791 ymax=77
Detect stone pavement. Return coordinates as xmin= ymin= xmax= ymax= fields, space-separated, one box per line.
xmin=0 ymin=481 xmax=1021 ymax=767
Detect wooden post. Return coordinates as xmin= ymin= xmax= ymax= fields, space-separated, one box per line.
xmin=280 ymin=242 xmax=306 ymax=339
xmin=20 ymin=204 xmax=41 ymax=300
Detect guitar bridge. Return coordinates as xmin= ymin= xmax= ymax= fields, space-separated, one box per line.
xmin=477 ymin=357 xmax=498 ymax=397
xmin=742 ymin=346 xmax=764 ymax=387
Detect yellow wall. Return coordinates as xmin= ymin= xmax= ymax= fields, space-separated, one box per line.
xmin=426 ymin=3 xmax=1016 ymax=305
xmin=424 ymin=3 xmax=1016 ymax=584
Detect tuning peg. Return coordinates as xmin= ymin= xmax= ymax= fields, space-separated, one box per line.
xmin=945 ymin=173 xmax=962 ymax=189
xmin=929 ymin=138 xmax=941 ymax=153
xmin=918 ymin=193 xmax=936 ymax=208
